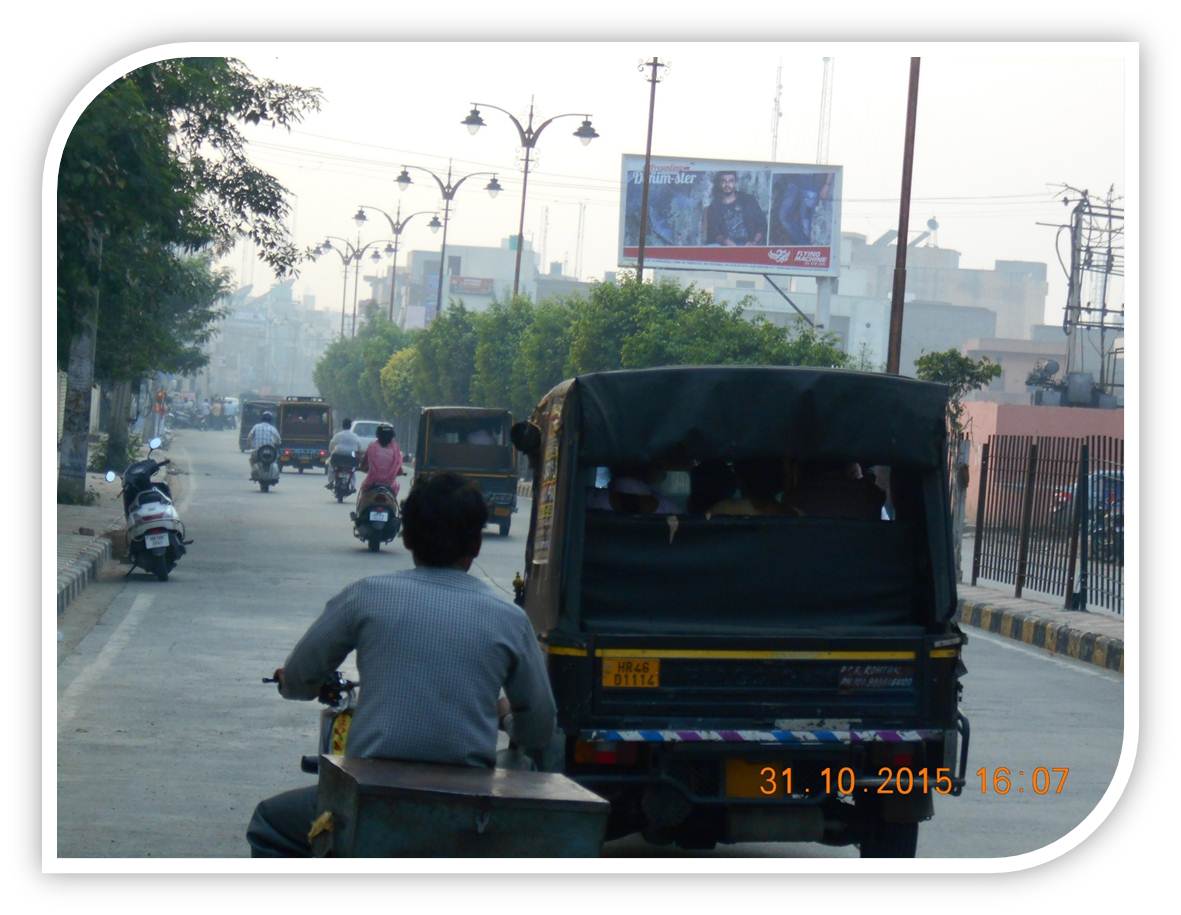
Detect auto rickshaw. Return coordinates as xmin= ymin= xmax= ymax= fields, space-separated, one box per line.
xmin=415 ymin=407 xmax=518 ymax=536
xmin=510 ymin=366 xmax=970 ymax=857
xmin=277 ymin=396 xmax=334 ymax=473
xmin=238 ymin=399 xmax=279 ymax=452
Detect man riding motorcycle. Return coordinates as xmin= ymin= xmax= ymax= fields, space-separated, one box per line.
xmin=247 ymin=411 xmax=282 ymax=482
xmin=325 ymin=417 xmax=362 ymax=495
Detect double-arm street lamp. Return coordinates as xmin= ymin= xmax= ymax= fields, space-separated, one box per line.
xmin=352 ymin=204 xmax=439 ymax=327
xmin=315 ymin=235 xmax=395 ymax=338
xmin=462 ymin=100 xmax=599 ymax=297
xmin=395 ymin=162 xmax=502 ymax=322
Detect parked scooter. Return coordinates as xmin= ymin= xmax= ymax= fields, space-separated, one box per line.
xmin=251 ymin=443 xmax=281 ymax=493
xmin=327 ymin=452 xmax=357 ymax=503
xmin=351 ymin=483 xmax=401 ymax=552
xmin=106 ymin=436 xmax=189 ymax=581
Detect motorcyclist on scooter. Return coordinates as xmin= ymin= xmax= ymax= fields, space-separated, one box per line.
xmin=325 ymin=417 xmax=362 ymax=493
xmin=247 ymin=472 xmax=557 ymax=856
xmin=247 ymin=411 xmax=282 ymax=478
xmin=355 ymin=423 xmax=403 ymax=514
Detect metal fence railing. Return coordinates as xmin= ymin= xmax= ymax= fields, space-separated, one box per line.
xmin=971 ymin=434 xmax=1124 ymax=615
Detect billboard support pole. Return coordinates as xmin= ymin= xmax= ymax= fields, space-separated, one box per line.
xmin=886 ymin=57 xmax=921 ymax=375
xmin=761 ymin=275 xmax=814 ymax=326
xmin=635 ymin=57 xmax=666 ymax=283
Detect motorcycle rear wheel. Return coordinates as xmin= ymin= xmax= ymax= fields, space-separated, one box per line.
xmin=367 ymin=536 xmax=381 ymax=553
xmin=151 ymin=555 xmax=171 ymax=582
xmin=260 ymin=481 xmax=270 ymax=493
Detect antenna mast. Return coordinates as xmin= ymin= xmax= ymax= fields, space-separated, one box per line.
xmin=771 ymin=61 xmax=783 ymax=160
xmin=817 ymin=57 xmax=833 ymax=164
xmin=575 ymin=202 xmax=586 ymax=278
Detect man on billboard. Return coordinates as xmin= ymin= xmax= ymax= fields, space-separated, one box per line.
xmin=704 ymin=170 xmax=767 ymax=246
xmin=771 ymin=172 xmax=835 ymax=246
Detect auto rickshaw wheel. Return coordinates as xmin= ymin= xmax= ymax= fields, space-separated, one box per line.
xmin=498 ymin=519 xmax=511 ymax=537
xmin=298 ymin=466 xmax=304 ymax=474
xmin=858 ymin=819 xmax=918 ymax=858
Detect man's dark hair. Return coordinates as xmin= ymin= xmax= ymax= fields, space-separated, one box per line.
xmin=376 ymin=424 xmax=395 ymax=446
xmin=401 ymin=472 xmax=488 ymax=566
xmin=342 ymin=418 xmax=352 ymax=429
xmin=713 ymin=170 xmax=738 ymax=192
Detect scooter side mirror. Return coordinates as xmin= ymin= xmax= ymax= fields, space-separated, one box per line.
xmin=148 ymin=437 xmax=162 ymax=450
xmin=105 ymin=470 xmax=117 ymax=483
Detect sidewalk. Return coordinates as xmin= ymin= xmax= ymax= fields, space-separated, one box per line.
xmin=56 ymin=472 xmax=125 ymax=616
xmin=956 ymin=583 xmax=1124 ymax=674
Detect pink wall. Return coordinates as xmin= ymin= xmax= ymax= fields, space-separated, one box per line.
xmin=961 ymin=402 xmax=1124 ymax=520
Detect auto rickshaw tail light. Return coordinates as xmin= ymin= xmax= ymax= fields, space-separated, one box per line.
xmin=573 ymin=740 xmax=639 ymax=766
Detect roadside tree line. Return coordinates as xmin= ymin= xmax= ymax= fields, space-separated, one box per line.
xmin=57 ymin=58 xmax=321 ymax=497
xmin=313 ymin=275 xmax=851 ymax=435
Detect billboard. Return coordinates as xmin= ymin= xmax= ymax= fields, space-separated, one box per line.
xmin=618 ymin=154 xmax=842 ymax=277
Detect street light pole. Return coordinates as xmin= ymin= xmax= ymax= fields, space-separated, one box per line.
xmin=886 ymin=57 xmax=921 ymax=375
xmin=396 ymin=162 xmax=502 ymax=323
xmin=462 ymin=100 xmax=598 ymax=297
xmin=316 ymin=235 xmax=397 ymax=338
xmin=636 ymin=56 xmax=666 ymax=283
xmin=354 ymin=204 xmax=438 ymax=324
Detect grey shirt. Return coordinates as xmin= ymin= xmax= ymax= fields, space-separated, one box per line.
xmin=281 ymin=567 xmax=556 ymax=768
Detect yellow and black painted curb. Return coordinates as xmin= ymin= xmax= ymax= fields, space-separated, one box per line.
xmin=956 ymin=599 xmax=1123 ymax=674
xmin=57 ymin=536 xmax=113 ymax=615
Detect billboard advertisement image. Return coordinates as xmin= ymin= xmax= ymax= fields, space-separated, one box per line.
xmin=618 ymin=154 xmax=842 ymax=277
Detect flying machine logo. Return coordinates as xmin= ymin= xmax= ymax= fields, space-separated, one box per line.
xmin=768 ymin=248 xmax=792 ymax=264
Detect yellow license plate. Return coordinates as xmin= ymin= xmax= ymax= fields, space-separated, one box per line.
xmin=725 ymin=759 xmax=794 ymax=799
xmin=601 ymin=658 xmax=660 ymax=688
xmin=494 ymin=506 xmax=511 ymax=516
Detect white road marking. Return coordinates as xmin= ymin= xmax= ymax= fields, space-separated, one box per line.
xmin=966 ymin=627 xmax=1123 ymax=683
xmin=58 ymin=593 xmax=155 ymax=725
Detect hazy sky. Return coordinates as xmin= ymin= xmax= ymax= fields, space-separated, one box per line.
xmin=213 ymin=42 xmax=1128 ymax=328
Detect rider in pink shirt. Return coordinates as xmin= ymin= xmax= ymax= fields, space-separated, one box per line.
xmin=359 ymin=424 xmax=403 ymax=494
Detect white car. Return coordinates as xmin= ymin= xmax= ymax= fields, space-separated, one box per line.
xmin=349 ymin=420 xmax=386 ymax=454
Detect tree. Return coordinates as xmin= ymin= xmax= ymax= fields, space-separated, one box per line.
xmin=914 ymin=348 xmax=1002 ymax=584
xmin=57 ymin=57 xmax=321 ymax=501
xmin=380 ymin=347 xmax=422 ymax=423
xmin=96 ymin=251 xmax=234 ymax=470
xmin=913 ymin=348 xmax=1003 ymax=433
xmin=411 ymin=303 xmax=478 ymax=406
xmin=470 ymin=297 xmax=535 ymax=417
xmin=515 ymin=297 xmax=580 ymax=413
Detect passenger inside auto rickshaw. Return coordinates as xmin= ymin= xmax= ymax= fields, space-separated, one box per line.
xmin=587 ymin=464 xmax=676 ymax=514
xmin=588 ymin=455 xmax=890 ymax=522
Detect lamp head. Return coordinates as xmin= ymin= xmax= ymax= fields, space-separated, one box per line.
xmin=485 ymin=175 xmax=503 ymax=198
xmin=396 ymin=168 xmax=412 ymax=191
xmin=353 ymin=207 xmax=367 ymax=227
xmin=428 ymin=215 xmax=442 ymax=233
xmin=573 ymin=117 xmax=599 ymax=146
xmin=462 ymin=106 xmax=485 ymax=135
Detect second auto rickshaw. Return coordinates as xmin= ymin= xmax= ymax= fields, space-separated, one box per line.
xmin=415 ymin=406 xmax=518 ymax=536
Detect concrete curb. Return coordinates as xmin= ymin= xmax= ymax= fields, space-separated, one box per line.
xmin=57 ymin=536 xmax=113 ymax=615
xmin=955 ymin=597 xmax=1123 ymax=674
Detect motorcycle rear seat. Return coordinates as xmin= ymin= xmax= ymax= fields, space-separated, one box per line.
xmin=313 ymin=754 xmax=609 ymax=857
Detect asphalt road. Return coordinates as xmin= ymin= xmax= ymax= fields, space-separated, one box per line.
xmin=56 ymin=429 xmax=1124 ymax=859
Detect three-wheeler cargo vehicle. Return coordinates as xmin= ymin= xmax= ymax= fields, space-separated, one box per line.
xmin=415 ymin=406 xmax=518 ymax=536
xmin=509 ymin=366 xmax=970 ymax=857
xmin=276 ymin=396 xmax=333 ymax=473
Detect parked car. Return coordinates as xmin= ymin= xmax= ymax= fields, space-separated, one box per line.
xmin=1051 ymin=470 xmax=1123 ymax=519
